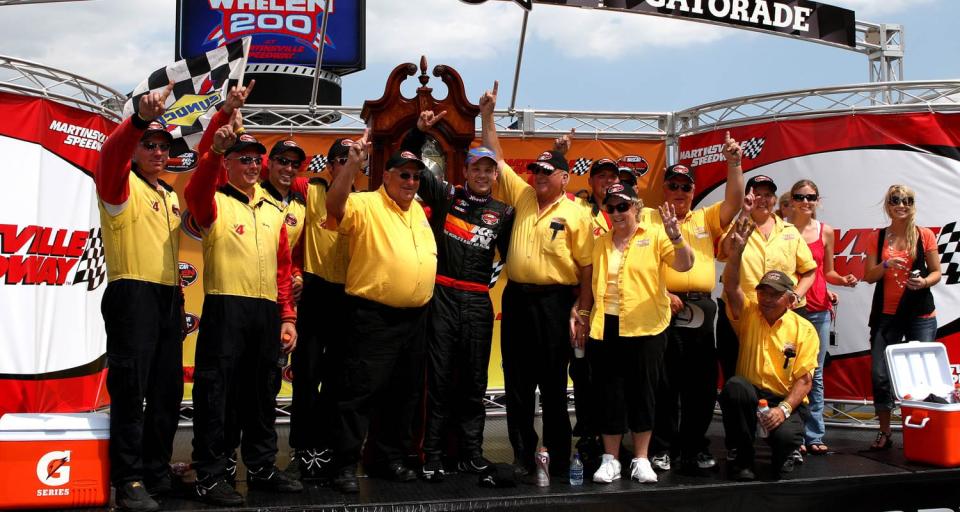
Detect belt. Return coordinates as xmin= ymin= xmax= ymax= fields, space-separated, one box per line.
xmin=436 ymin=274 xmax=489 ymax=293
xmin=509 ymin=282 xmax=575 ymax=294
xmin=673 ymin=291 xmax=711 ymax=301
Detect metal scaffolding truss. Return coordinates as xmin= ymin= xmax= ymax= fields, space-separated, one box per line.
xmin=0 ymin=55 xmax=125 ymax=121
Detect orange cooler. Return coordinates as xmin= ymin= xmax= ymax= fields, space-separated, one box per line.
xmin=0 ymin=413 xmax=110 ymax=509
xmin=885 ymin=341 xmax=960 ymax=467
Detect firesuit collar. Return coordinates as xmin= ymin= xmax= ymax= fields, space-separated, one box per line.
xmin=463 ymin=183 xmax=492 ymax=204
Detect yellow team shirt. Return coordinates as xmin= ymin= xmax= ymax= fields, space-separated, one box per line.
xmin=730 ymin=303 xmax=819 ymax=402
xmin=589 ymin=221 xmax=677 ymax=339
xmin=494 ymin=164 xmax=593 ymax=285
xmin=302 ymin=178 xmax=349 ymax=285
xmin=722 ymin=216 xmax=817 ymax=305
xmin=201 ymin=183 xmax=286 ymax=301
xmin=663 ymin=201 xmax=726 ymax=293
xmin=261 ymin=180 xmax=305 ymax=250
xmin=99 ymin=171 xmax=181 ymax=286
xmin=339 ymin=186 xmax=437 ymax=308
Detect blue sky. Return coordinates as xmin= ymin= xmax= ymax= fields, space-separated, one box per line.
xmin=1 ymin=0 xmax=956 ymax=113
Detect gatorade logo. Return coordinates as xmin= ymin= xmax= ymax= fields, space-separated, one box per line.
xmin=37 ymin=450 xmax=71 ymax=487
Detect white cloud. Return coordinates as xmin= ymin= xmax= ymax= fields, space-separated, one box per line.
xmin=829 ymin=0 xmax=936 ymax=19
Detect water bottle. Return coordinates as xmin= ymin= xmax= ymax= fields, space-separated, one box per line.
xmin=277 ymin=333 xmax=292 ymax=367
xmin=757 ymin=399 xmax=770 ymax=438
xmin=569 ymin=453 xmax=584 ymax=486
xmin=952 ymin=383 xmax=960 ymax=404
xmin=535 ymin=447 xmax=550 ymax=487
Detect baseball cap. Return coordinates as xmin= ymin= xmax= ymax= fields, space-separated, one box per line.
xmin=466 ymin=146 xmax=497 ymax=165
xmin=327 ymin=138 xmax=354 ymax=160
xmin=589 ymin=158 xmax=619 ymax=176
xmin=141 ymin=121 xmax=174 ymax=144
xmin=526 ymin=150 xmax=569 ymax=173
xmin=664 ymin=164 xmax=695 ymax=183
xmin=603 ymin=183 xmax=638 ymax=204
xmin=385 ymin=150 xmax=426 ymax=171
xmin=269 ymin=139 xmax=306 ymax=161
xmin=745 ymin=174 xmax=777 ymax=193
xmin=225 ymin=133 xmax=266 ymax=156
xmin=755 ymin=270 xmax=795 ymax=293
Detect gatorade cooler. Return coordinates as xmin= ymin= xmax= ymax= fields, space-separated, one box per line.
xmin=885 ymin=341 xmax=960 ymax=467
xmin=0 ymin=413 xmax=110 ymax=509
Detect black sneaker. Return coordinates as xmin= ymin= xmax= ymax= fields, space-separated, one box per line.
xmin=422 ymin=459 xmax=445 ymax=482
xmin=731 ymin=464 xmax=756 ymax=482
xmin=247 ymin=465 xmax=304 ymax=493
xmin=779 ymin=456 xmax=796 ymax=478
xmin=225 ymin=452 xmax=238 ymax=485
xmin=303 ymin=448 xmax=333 ymax=481
xmin=194 ymin=477 xmax=244 ymax=506
xmin=144 ymin=472 xmax=171 ymax=497
xmin=333 ymin=465 xmax=359 ymax=494
xmin=116 ymin=481 xmax=159 ymax=512
xmin=457 ymin=456 xmax=492 ymax=474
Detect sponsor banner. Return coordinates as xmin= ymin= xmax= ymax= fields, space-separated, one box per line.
xmin=0 ymin=93 xmax=115 ymax=414
xmin=679 ymin=112 xmax=960 ymax=400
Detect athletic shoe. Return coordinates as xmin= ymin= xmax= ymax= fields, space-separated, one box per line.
xmin=726 ymin=448 xmax=738 ymax=462
xmin=333 ymin=466 xmax=359 ymax=494
xmin=225 ymin=452 xmax=238 ymax=485
xmin=630 ymin=458 xmax=658 ymax=483
xmin=789 ymin=448 xmax=804 ymax=465
xmin=696 ymin=451 xmax=717 ymax=469
xmin=592 ymin=455 xmax=621 ymax=484
xmin=779 ymin=456 xmax=797 ymax=477
xmin=650 ymin=453 xmax=671 ymax=471
xmin=422 ymin=459 xmax=445 ymax=482
xmin=247 ymin=465 xmax=304 ymax=493
xmin=116 ymin=481 xmax=159 ymax=512
xmin=194 ymin=477 xmax=244 ymax=506
xmin=457 ymin=456 xmax=493 ymax=474
xmin=731 ymin=464 xmax=756 ymax=482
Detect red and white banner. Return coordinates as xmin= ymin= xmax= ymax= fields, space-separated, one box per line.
xmin=0 ymin=91 xmax=115 ymax=414
xmin=679 ymin=112 xmax=960 ymax=400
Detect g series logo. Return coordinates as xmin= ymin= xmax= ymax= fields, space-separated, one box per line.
xmin=37 ymin=450 xmax=71 ymax=487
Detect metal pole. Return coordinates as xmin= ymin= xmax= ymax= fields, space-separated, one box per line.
xmin=508 ymin=9 xmax=529 ymax=113
xmin=309 ymin=0 xmax=333 ymax=112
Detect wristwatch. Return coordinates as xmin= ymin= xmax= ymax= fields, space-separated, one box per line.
xmin=779 ymin=403 xmax=792 ymax=419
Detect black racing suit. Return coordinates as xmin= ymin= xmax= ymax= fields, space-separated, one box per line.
xmin=415 ymin=158 xmax=514 ymax=464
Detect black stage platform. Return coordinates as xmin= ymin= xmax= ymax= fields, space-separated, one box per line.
xmin=99 ymin=417 xmax=960 ymax=512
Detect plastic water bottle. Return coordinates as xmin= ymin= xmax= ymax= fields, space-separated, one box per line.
xmin=953 ymin=383 xmax=960 ymax=404
xmin=535 ymin=447 xmax=550 ymax=487
xmin=757 ymin=399 xmax=770 ymax=438
xmin=569 ymin=453 xmax=584 ymax=486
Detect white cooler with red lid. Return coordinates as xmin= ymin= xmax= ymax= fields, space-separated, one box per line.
xmin=885 ymin=341 xmax=960 ymax=467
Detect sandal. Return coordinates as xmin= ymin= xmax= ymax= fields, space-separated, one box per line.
xmin=808 ymin=444 xmax=829 ymax=455
xmin=869 ymin=431 xmax=893 ymax=451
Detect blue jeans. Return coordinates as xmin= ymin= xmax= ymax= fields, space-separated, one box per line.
xmin=798 ymin=309 xmax=831 ymax=446
xmin=870 ymin=314 xmax=939 ymax=412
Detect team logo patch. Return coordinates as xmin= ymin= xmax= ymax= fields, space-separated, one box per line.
xmin=234 ymin=224 xmax=245 ymax=235
xmin=481 ymin=211 xmax=500 ymax=226
xmin=166 ymin=150 xmax=198 ymax=173
xmin=285 ymin=213 xmax=298 ymax=227
xmin=282 ymin=140 xmax=299 ymax=148
xmin=178 ymin=261 xmax=198 ymax=287
xmin=183 ymin=313 xmax=200 ymax=336
xmin=618 ymin=155 xmax=649 ymax=177
xmin=607 ymin=183 xmax=625 ymax=194
xmin=672 ymin=165 xmax=690 ymax=175
xmin=401 ymin=150 xmax=417 ymax=159
xmin=171 ymin=205 xmax=181 ymax=217
xmin=238 ymin=133 xmax=258 ymax=144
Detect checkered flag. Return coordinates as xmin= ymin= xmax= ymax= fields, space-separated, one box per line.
xmin=938 ymin=221 xmax=960 ymax=285
xmin=73 ymin=228 xmax=107 ymax=291
xmin=489 ymin=260 xmax=505 ymax=288
xmin=122 ymin=37 xmax=251 ymax=157
xmin=571 ymin=157 xmax=593 ymax=176
xmin=307 ymin=154 xmax=327 ymax=173
xmin=739 ymin=137 xmax=766 ymax=160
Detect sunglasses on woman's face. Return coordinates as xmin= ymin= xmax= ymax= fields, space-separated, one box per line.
xmin=605 ymin=202 xmax=631 ymax=214
xmin=666 ymin=182 xmax=693 ymax=192
xmin=887 ymin=195 xmax=914 ymax=207
xmin=792 ymin=193 xmax=818 ymax=202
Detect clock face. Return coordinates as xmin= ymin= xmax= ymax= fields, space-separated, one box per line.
xmin=421 ymin=136 xmax=446 ymax=181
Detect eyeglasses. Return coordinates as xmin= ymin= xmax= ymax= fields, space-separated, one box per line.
xmin=605 ymin=202 xmax=632 ymax=214
xmin=229 ymin=155 xmax=262 ymax=166
xmin=530 ymin=166 xmax=559 ymax=176
xmin=792 ymin=193 xmax=818 ymax=202
xmin=666 ymin=182 xmax=693 ymax=192
xmin=141 ymin=142 xmax=171 ymax=152
xmin=888 ymin=195 xmax=915 ymax=207
xmin=396 ymin=171 xmax=421 ymax=181
xmin=272 ymin=156 xmax=302 ymax=169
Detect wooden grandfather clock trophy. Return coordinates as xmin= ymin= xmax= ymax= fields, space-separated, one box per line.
xmin=361 ymin=56 xmax=479 ymax=189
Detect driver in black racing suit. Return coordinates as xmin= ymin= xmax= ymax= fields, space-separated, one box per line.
xmin=402 ymin=83 xmax=514 ymax=482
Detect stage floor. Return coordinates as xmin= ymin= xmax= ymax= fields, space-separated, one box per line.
xmin=94 ymin=416 xmax=960 ymax=512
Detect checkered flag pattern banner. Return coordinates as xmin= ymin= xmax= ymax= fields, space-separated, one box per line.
xmin=740 ymin=137 xmax=766 ymax=160
xmin=307 ymin=154 xmax=327 ymax=173
xmin=571 ymin=157 xmax=593 ymax=176
xmin=489 ymin=260 xmax=505 ymax=288
xmin=122 ymin=37 xmax=251 ymax=157
xmin=938 ymin=221 xmax=960 ymax=285
xmin=73 ymin=228 xmax=107 ymax=291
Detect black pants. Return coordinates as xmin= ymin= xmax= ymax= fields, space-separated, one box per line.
xmin=569 ymin=343 xmax=597 ymax=439
xmin=102 ymin=279 xmax=183 ymax=486
xmin=191 ymin=295 xmax=281 ymax=480
xmin=718 ymin=376 xmax=804 ymax=468
xmin=332 ymin=296 xmax=427 ymax=470
xmin=716 ymin=297 xmax=739 ymax=383
xmin=289 ymin=273 xmax=347 ymax=451
xmin=501 ymin=281 xmax=576 ymax=472
xmin=651 ymin=294 xmax=719 ymax=459
xmin=423 ymin=284 xmax=493 ymax=462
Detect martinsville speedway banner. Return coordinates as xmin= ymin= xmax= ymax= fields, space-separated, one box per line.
xmin=0 ymin=92 xmax=116 ymax=414
xmin=678 ymin=112 xmax=960 ymax=401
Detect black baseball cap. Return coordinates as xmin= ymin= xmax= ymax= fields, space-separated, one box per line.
xmin=327 ymin=138 xmax=353 ymax=160
xmin=746 ymin=174 xmax=777 ymax=193
xmin=385 ymin=150 xmax=426 ymax=171
xmin=664 ymin=164 xmax=695 ymax=183
xmin=225 ymin=133 xmax=266 ymax=156
xmin=603 ymin=183 xmax=638 ymax=204
xmin=269 ymin=139 xmax=306 ymax=161
xmin=589 ymin=158 xmax=619 ymax=176
xmin=756 ymin=270 xmax=795 ymax=293
xmin=527 ymin=150 xmax=569 ymax=173
xmin=141 ymin=121 xmax=174 ymax=144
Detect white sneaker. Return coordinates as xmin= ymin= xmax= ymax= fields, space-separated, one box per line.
xmin=650 ymin=453 xmax=671 ymax=471
xmin=630 ymin=458 xmax=658 ymax=483
xmin=592 ymin=455 xmax=621 ymax=484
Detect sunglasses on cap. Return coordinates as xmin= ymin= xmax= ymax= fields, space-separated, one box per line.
xmin=605 ymin=202 xmax=632 ymax=214
xmin=792 ymin=193 xmax=818 ymax=202
xmin=530 ymin=165 xmax=560 ymax=176
xmin=272 ymin=156 xmax=302 ymax=169
xmin=228 ymin=155 xmax=262 ymax=166
xmin=141 ymin=141 xmax=171 ymax=152
xmin=666 ymin=182 xmax=693 ymax=192
xmin=888 ymin=195 xmax=914 ymax=207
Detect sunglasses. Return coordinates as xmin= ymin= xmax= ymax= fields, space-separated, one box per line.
xmin=272 ymin=156 xmax=302 ymax=169
xmin=605 ymin=202 xmax=632 ymax=214
xmin=792 ymin=193 xmax=818 ymax=202
xmin=395 ymin=171 xmax=421 ymax=181
xmin=141 ymin=142 xmax=171 ymax=152
xmin=229 ymin=155 xmax=262 ymax=166
xmin=530 ymin=166 xmax=559 ymax=176
xmin=666 ymin=182 xmax=693 ymax=192
xmin=888 ymin=195 xmax=915 ymax=207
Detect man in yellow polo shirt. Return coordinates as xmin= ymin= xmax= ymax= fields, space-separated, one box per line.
xmin=719 ymin=218 xmax=817 ymax=482
xmin=325 ymin=137 xmax=438 ymax=494
xmin=649 ymin=133 xmax=744 ymax=476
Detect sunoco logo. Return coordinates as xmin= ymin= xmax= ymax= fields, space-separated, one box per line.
xmin=161 ymin=93 xmax=223 ymax=128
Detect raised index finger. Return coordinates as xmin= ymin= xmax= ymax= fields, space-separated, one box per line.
xmin=158 ymin=81 xmax=175 ymax=103
xmin=492 ymin=80 xmax=499 ymax=96
xmin=242 ymin=79 xmax=257 ymax=99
